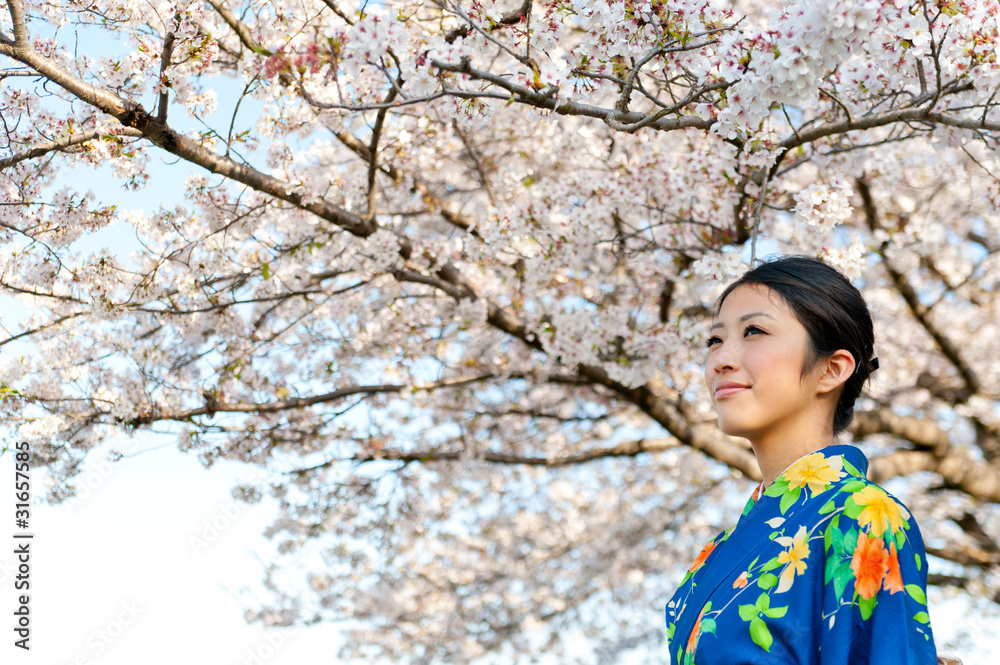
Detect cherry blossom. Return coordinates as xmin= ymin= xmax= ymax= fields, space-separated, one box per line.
xmin=2 ymin=0 xmax=1000 ymax=661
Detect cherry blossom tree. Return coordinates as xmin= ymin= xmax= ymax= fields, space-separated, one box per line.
xmin=2 ymin=0 xmax=1000 ymax=660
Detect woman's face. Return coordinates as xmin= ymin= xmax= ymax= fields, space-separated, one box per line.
xmin=704 ymin=284 xmax=825 ymax=443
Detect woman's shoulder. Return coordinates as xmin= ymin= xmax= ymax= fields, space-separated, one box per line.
xmin=761 ymin=444 xmax=913 ymax=519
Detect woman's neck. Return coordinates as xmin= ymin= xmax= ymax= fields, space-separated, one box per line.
xmin=753 ymin=434 xmax=835 ymax=490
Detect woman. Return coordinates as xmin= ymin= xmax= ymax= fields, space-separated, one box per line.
xmin=666 ymin=256 xmax=939 ymax=664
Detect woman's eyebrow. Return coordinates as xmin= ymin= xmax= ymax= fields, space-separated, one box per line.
xmin=710 ymin=312 xmax=776 ymax=331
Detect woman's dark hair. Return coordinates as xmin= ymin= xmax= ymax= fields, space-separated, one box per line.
xmin=715 ymin=255 xmax=878 ymax=434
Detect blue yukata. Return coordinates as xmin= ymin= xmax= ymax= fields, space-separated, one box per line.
xmin=666 ymin=445 xmax=937 ymax=664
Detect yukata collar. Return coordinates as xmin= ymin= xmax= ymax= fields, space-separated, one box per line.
xmin=746 ymin=444 xmax=869 ymax=509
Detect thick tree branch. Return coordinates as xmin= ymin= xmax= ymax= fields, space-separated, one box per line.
xmin=320 ymin=0 xmax=356 ymax=25
xmin=926 ymin=543 xmax=1000 ymax=568
xmin=855 ymin=407 xmax=1000 ymax=502
xmin=851 ymin=408 xmax=951 ymax=456
xmin=869 ymin=450 xmax=1000 ymax=502
xmin=398 ymin=263 xmax=760 ymax=482
xmin=5 ymin=0 xmax=28 ymax=47
xmin=0 ymin=39 xmax=375 ymax=237
xmin=953 ymin=511 xmax=1000 ymax=557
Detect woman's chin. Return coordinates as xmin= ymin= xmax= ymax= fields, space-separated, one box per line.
xmin=716 ymin=417 xmax=757 ymax=441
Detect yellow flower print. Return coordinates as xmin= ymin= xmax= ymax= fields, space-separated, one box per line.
xmin=782 ymin=453 xmax=844 ymax=495
xmin=774 ymin=526 xmax=810 ymax=593
xmin=854 ymin=485 xmax=910 ymax=537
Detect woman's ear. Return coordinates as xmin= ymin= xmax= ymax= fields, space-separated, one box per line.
xmin=816 ymin=349 xmax=856 ymax=395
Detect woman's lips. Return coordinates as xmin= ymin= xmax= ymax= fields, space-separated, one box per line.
xmin=715 ymin=384 xmax=748 ymax=399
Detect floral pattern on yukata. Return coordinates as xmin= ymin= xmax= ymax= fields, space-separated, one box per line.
xmin=665 ymin=445 xmax=936 ymax=665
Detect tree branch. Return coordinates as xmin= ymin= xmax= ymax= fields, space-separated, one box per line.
xmin=119 ymin=373 xmax=507 ymax=425
xmin=0 ymin=68 xmax=39 ymax=78
xmin=869 ymin=449 xmax=1000 ymax=502
xmin=851 ymin=408 xmax=951 ymax=456
xmin=341 ymin=435 xmax=682 ymax=469
xmin=364 ymin=78 xmax=398 ymax=219
xmin=0 ymin=129 xmax=143 ymax=169
xmin=156 ymin=30 xmax=176 ymax=123
xmin=5 ymin=0 xmax=29 ymax=48
xmin=207 ymin=0 xmax=268 ymax=55
xmin=926 ymin=543 xmax=1000 ymax=568
xmin=431 ymin=58 xmax=712 ymax=133
xmin=329 ymin=128 xmax=478 ymax=234
xmin=857 ymin=178 xmax=982 ymax=399
xmin=0 ymin=311 xmax=86 ymax=348
xmin=0 ymin=38 xmax=376 ymax=237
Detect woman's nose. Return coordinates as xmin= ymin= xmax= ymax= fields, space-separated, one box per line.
xmin=708 ymin=343 xmax=739 ymax=374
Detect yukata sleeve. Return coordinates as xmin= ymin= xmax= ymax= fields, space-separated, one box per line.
xmin=816 ymin=482 xmax=937 ymax=665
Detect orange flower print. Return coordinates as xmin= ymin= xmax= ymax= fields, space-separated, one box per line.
xmin=854 ymin=485 xmax=910 ymax=537
xmin=689 ymin=541 xmax=718 ymax=573
xmin=687 ymin=606 xmax=706 ymax=653
xmin=851 ymin=532 xmax=889 ymax=600
xmin=733 ymin=571 xmax=749 ymax=589
xmin=883 ymin=542 xmax=904 ymax=594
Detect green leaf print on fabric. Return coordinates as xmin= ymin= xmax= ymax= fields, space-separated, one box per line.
xmin=823 ymin=525 xmax=858 ymax=602
xmin=843 ymin=495 xmax=863 ymax=519
xmin=906 ymin=584 xmax=927 ymax=605
xmin=758 ymin=573 xmax=778 ymax=590
xmin=842 ymin=458 xmax=863 ymax=478
xmin=840 ymin=479 xmax=867 ymax=493
xmin=764 ymin=478 xmax=789 ymax=498
xmin=779 ymin=486 xmax=802 ymax=514
xmin=664 ymin=447 xmax=938 ymax=665
xmin=750 ymin=617 xmax=773 ymax=651
xmin=858 ymin=594 xmax=877 ymax=620
xmin=738 ymin=593 xmax=788 ymax=652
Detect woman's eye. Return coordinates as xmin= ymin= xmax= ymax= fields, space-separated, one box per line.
xmin=706 ymin=336 xmax=722 ymax=348
xmin=743 ymin=325 xmax=765 ymax=337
